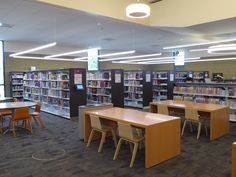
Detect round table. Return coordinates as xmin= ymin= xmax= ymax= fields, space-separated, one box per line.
xmin=0 ymin=97 xmax=13 ymax=102
xmin=0 ymin=102 xmax=36 ymax=110
xmin=0 ymin=101 xmax=37 ymax=134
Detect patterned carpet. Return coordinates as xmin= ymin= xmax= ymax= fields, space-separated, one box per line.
xmin=0 ymin=112 xmax=235 ymax=177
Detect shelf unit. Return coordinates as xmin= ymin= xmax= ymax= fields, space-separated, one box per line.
xmin=152 ymin=71 xmax=168 ymax=101
xmin=23 ymin=68 xmax=86 ymax=119
xmin=124 ymin=70 xmax=152 ymax=108
xmin=87 ymin=69 xmax=124 ymax=107
xmin=173 ymin=82 xmax=236 ymax=122
xmin=175 ymin=71 xmax=209 ymax=83
xmin=10 ymin=72 xmax=24 ymax=101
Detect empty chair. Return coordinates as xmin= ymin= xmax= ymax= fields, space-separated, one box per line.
xmin=181 ymin=108 xmax=208 ymax=140
xmin=87 ymin=115 xmax=117 ymax=153
xmin=9 ymin=107 xmax=32 ymax=137
xmin=113 ymin=122 xmax=144 ymax=168
xmin=157 ymin=104 xmax=169 ymax=115
xmin=30 ymin=102 xmax=44 ymax=128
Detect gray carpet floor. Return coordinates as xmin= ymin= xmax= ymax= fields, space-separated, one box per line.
xmin=0 ymin=112 xmax=235 ymax=177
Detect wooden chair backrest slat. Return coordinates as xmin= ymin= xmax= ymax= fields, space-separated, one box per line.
xmin=185 ymin=108 xmax=199 ymax=121
xmin=90 ymin=115 xmax=102 ymax=130
xmin=12 ymin=107 xmax=30 ymax=121
xmin=118 ymin=122 xmax=134 ymax=140
xmin=157 ymin=105 xmax=169 ymax=115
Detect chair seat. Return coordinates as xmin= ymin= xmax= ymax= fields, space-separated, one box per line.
xmin=0 ymin=110 xmax=12 ymax=116
xmin=30 ymin=112 xmax=39 ymax=116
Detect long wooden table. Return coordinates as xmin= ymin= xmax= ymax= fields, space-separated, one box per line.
xmin=232 ymin=142 xmax=236 ymax=177
xmin=84 ymin=107 xmax=181 ymax=168
xmin=150 ymin=100 xmax=230 ymax=141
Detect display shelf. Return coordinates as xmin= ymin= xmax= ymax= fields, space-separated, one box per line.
xmin=124 ymin=70 xmax=152 ymax=108
xmin=175 ymin=71 xmax=209 ymax=83
xmin=10 ymin=72 xmax=24 ymax=101
xmin=23 ymin=68 xmax=86 ymax=119
xmin=87 ymin=69 xmax=124 ymax=107
xmin=174 ymin=82 xmax=236 ymax=122
xmin=152 ymin=71 xmax=169 ymax=102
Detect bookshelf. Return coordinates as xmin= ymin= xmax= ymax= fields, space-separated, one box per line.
xmin=10 ymin=72 xmax=24 ymax=101
xmin=173 ymin=82 xmax=236 ymax=122
xmin=124 ymin=70 xmax=152 ymax=108
xmin=87 ymin=69 xmax=124 ymax=107
xmin=23 ymin=68 xmax=86 ymax=119
xmin=175 ymin=71 xmax=209 ymax=83
xmin=152 ymin=71 xmax=168 ymax=101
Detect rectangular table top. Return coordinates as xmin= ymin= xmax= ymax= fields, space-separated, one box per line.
xmin=150 ymin=100 xmax=229 ymax=112
xmin=85 ymin=107 xmax=179 ymax=128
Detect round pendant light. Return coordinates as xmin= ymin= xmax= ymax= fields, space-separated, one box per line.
xmin=126 ymin=3 xmax=150 ymax=19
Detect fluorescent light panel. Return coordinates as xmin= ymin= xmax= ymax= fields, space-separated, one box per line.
xmin=163 ymin=38 xmax=236 ymax=50
xmin=12 ymin=55 xmax=76 ymax=61
xmin=99 ymin=52 xmax=162 ymax=61
xmin=74 ymin=50 xmax=135 ymax=61
xmin=9 ymin=42 xmax=57 ymax=57
xmin=45 ymin=47 xmax=101 ymax=58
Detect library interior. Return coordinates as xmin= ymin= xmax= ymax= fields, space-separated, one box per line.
xmin=1 ymin=1 xmax=236 ymax=177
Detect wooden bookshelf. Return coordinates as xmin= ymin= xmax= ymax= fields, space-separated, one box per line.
xmin=10 ymin=72 xmax=24 ymax=101
xmin=87 ymin=69 xmax=124 ymax=107
xmin=124 ymin=70 xmax=152 ymax=108
xmin=23 ymin=68 xmax=86 ymax=119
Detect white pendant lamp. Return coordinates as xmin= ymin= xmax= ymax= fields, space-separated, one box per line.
xmin=126 ymin=1 xmax=150 ymax=19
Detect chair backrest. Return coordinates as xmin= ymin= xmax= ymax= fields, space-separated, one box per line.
xmin=185 ymin=108 xmax=199 ymax=121
xmin=35 ymin=102 xmax=42 ymax=112
xmin=157 ymin=105 xmax=169 ymax=115
xmin=12 ymin=107 xmax=30 ymax=121
xmin=90 ymin=115 xmax=102 ymax=130
xmin=117 ymin=122 xmax=134 ymax=140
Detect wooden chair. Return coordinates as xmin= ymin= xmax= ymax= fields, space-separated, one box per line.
xmin=9 ymin=107 xmax=32 ymax=137
xmin=113 ymin=122 xmax=144 ymax=168
xmin=157 ymin=104 xmax=169 ymax=115
xmin=30 ymin=102 xmax=44 ymax=128
xmin=181 ymin=108 xmax=208 ymax=140
xmin=87 ymin=115 xmax=117 ymax=153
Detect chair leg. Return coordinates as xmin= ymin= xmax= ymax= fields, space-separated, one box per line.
xmin=110 ymin=128 xmax=117 ymax=147
xmin=12 ymin=122 xmax=16 ymax=137
xmin=28 ymin=120 xmax=33 ymax=134
xmin=87 ymin=129 xmax=95 ymax=147
xmin=205 ymin=123 xmax=208 ymax=137
xmin=113 ymin=138 xmax=123 ymax=160
xmin=130 ymin=142 xmax=138 ymax=168
xmin=36 ymin=115 xmax=45 ymax=128
xmin=98 ymin=132 xmax=106 ymax=153
xmin=129 ymin=142 xmax=133 ymax=153
xmin=189 ymin=122 xmax=193 ymax=132
xmin=32 ymin=116 xmax=39 ymax=125
xmin=181 ymin=120 xmax=187 ymax=136
xmin=197 ymin=122 xmax=202 ymax=140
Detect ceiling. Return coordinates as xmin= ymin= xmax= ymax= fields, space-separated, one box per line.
xmin=1 ymin=0 xmax=236 ymax=62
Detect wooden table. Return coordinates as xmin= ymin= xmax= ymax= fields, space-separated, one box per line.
xmin=150 ymin=100 xmax=230 ymax=141
xmin=232 ymin=142 xmax=236 ymax=177
xmin=84 ymin=107 xmax=181 ymax=168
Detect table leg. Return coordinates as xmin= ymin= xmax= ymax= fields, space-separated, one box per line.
xmin=210 ymin=107 xmax=230 ymax=140
xmin=145 ymin=119 xmax=181 ymax=168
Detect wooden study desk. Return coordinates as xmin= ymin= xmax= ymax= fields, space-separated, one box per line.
xmin=150 ymin=100 xmax=230 ymax=141
xmin=232 ymin=142 xmax=236 ymax=177
xmin=84 ymin=107 xmax=181 ymax=168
